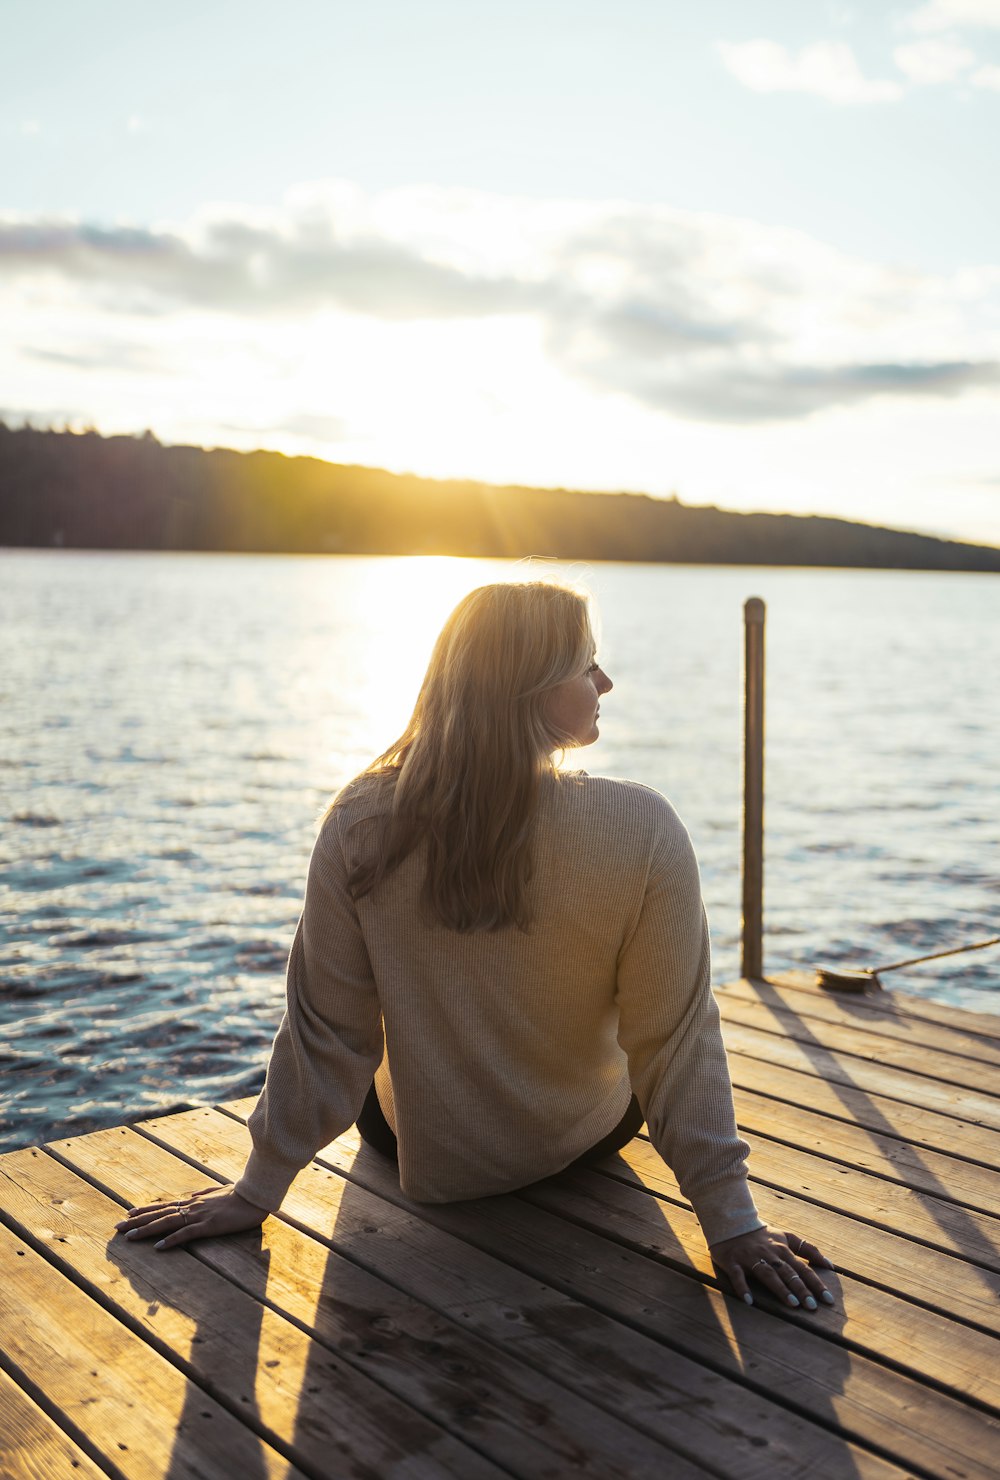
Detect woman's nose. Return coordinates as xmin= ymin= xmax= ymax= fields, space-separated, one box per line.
xmin=598 ymin=668 xmax=613 ymax=694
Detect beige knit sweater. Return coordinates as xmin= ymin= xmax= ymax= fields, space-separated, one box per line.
xmin=234 ymin=771 xmax=763 ymax=1247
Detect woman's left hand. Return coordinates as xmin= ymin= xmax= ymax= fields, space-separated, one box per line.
xmin=708 ymin=1226 xmax=835 ymax=1310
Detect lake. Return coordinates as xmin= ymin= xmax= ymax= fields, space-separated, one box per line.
xmin=2 ymin=550 xmax=997 ymax=1151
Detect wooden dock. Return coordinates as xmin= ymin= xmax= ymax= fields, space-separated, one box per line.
xmin=2 ymin=970 xmax=999 ymax=1479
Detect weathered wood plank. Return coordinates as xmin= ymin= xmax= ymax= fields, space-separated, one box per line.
xmin=519 ymin=1167 xmax=1000 ymax=1445
xmin=728 ymin=1127 xmax=1000 ymax=1269
xmin=0 ymin=1147 xmax=507 ymax=1480
xmin=768 ymin=971 xmax=1000 ymax=1042
xmin=732 ymin=1084 xmax=1000 ymax=1217
xmin=614 ymin=1136 xmax=1000 ymax=1338
xmin=0 ymin=1364 xmax=110 ymax=1480
xmin=722 ymin=1017 xmax=1000 ymax=1132
xmin=133 ymin=1105 xmax=912 ymax=1480
xmin=0 ymin=1218 xmax=304 ymax=1480
xmin=719 ymin=992 xmax=1000 ymax=1093
xmin=43 ymin=1128 xmax=697 ymax=1480
xmin=726 ymin=1050 xmax=1000 ymax=1168
xmin=719 ymin=977 xmax=1000 ymax=1068
xmin=305 ymin=1121 xmax=1000 ymax=1478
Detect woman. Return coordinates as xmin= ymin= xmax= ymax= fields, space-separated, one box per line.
xmin=117 ymin=580 xmax=833 ymax=1312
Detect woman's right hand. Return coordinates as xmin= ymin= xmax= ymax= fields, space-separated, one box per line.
xmin=708 ymin=1226 xmax=836 ymax=1310
xmin=114 ymin=1185 xmax=269 ymax=1251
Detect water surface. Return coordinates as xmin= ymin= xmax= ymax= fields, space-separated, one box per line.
xmin=2 ymin=551 xmax=997 ymax=1150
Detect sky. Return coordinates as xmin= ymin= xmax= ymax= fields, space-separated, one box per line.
xmin=3 ymin=0 xmax=1000 ymax=544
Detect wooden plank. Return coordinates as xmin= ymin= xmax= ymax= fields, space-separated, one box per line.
xmin=768 ymin=971 xmax=1000 ymax=1042
xmin=718 ymin=976 xmax=1000 ymax=1070
xmin=40 ymin=1129 xmax=696 ymax=1480
xmin=0 ymin=1147 xmax=506 ymax=1480
xmin=518 ymin=1166 xmax=1000 ymax=1474
xmin=296 ymin=1120 xmax=1000 ymax=1480
xmin=727 ymin=1050 xmax=1000 ymax=1168
xmin=718 ymin=993 xmax=1000 ymax=1094
xmin=132 ymin=1104 xmax=912 ymax=1480
xmin=614 ymin=1136 xmax=1000 ymax=1338
xmin=727 ymin=1127 xmax=1000 ymax=1270
xmin=0 ymin=1218 xmax=303 ymax=1480
xmin=0 ymin=1364 xmax=110 ymax=1480
xmin=732 ymin=1085 xmax=1000 ymax=1218
xmin=721 ymin=1017 xmax=1000 ymax=1133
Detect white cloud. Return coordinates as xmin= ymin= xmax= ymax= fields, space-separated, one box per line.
xmin=906 ymin=0 xmax=1000 ymax=32
xmin=717 ymin=39 xmax=903 ymax=103
xmin=2 ymin=183 xmax=998 ymax=430
xmin=893 ymin=36 xmax=976 ymax=81
xmin=126 ymin=115 xmax=148 ymax=134
xmin=971 ymin=61 xmax=1000 ymax=83
xmin=19 ymin=120 xmax=40 ymax=136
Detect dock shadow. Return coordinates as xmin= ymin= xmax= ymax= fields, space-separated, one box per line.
xmin=736 ymin=974 xmax=1000 ymax=1293
xmin=107 ymin=1225 xmax=276 ymax=1480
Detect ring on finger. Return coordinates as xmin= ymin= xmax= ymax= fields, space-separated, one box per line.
xmin=750 ymin=1257 xmax=769 ymax=1271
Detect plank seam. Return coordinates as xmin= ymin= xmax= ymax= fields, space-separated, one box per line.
xmin=762 ymin=977 xmax=1000 ymax=1043
xmin=720 ymin=1016 xmax=1000 ymax=1100
xmin=586 ymin=1157 xmax=1000 ymax=1344
xmin=161 ymin=1104 xmax=1000 ymax=1472
xmin=39 ymin=1141 xmax=531 ymax=1480
xmin=716 ymin=989 xmax=1000 ymax=1069
xmin=725 ymin=1050 xmax=1000 ymax=1169
xmin=51 ymin=1132 xmax=677 ymax=1480
xmin=134 ymin=1112 xmax=846 ymax=1480
xmin=728 ymin=1118 xmax=1000 ymax=1218
xmin=517 ymin=1172 xmax=1000 ymax=1426
xmin=125 ymin=1121 xmax=726 ymax=1480
xmin=3 ymin=1160 xmax=495 ymax=1480
xmin=0 ymin=1340 xmax=122 ymax=1480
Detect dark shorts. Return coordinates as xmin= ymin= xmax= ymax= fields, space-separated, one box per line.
xmin=356 ymin=1082 xmax=643 ymax=1176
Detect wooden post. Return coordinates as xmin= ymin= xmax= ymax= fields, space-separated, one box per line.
xmin=742 ymin=598 xmax=765 ymax=980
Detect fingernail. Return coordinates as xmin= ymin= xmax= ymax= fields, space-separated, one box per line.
xmin=125 ymin=1230 xmax=138 ymax=1239
xmin=822 ymin=1259 xmax=836 ymax=1271
xmin=127 ymin=1208 xmax=138 ymax=1215
xmin=743 ymin=1293 xmax=753 ymax=1305
xmin=787 ymin=1294 xmax=800 ymax=1307
xmin=804 ymin=1295 xmax=818 ymax=1311
xmin=821 ymin=1290 xmax=836 ymax=1305
xmin=154 ymin=1240 xmax=166 ymax=1250
xmin=114 ymin=1221 xmax=127 ymax=1230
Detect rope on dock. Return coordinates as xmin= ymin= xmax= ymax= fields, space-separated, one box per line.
xmin=815 ymin=935 xmax=1000 ymax=992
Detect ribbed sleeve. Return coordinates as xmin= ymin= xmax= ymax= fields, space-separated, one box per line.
xmin=233 ymin=820 xmax=383 ymax=1210
xmin=615 ymin=816 xmax=762 ymax=1246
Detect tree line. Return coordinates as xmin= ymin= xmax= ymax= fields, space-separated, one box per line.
xmin=2 ymin=421 xmax=998 ymax=571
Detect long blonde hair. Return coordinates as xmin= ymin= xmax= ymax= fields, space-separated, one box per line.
xmin=343 ymin=580 xmax=596 ymax=932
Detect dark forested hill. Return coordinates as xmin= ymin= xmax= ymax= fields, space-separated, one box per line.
xmin=2 ymin=422 xmax=998 ymax=570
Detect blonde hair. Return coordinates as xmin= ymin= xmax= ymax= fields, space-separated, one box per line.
xmin=343 ymin=580 xmax=596 ymax=932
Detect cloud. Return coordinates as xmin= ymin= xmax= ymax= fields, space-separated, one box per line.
xmin=717 ymin=39 xmax=903 ymax=103
xmin=617 ymin=360 xmax=1000 ymax=424
xmin=893 ymin=36 xmax=976 ymax=81
xmin=971 ymin=61 xmax=1000 ymax=83
xmin=906 ymin=0 xmax=1000 ymax=32
xmin=3 ymin=184 xmax=999 ymax=426
xmin=231 ymin=412 xmax=351 ymax=442
xmin=0 ymin=213 xmax=533 ymax=321
xmin=23 ymin=342 xmax=167 ymax=374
